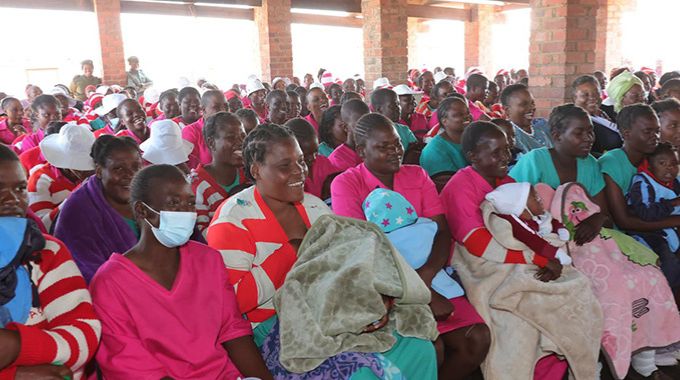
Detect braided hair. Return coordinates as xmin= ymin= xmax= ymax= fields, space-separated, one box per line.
xmin=548 ymin=104 xmax=590 ymax=135
xmin=353 ymin=112 xmax=393 ymax=148
xmin=318 ymin=105 xmax=342 ymax=147
xmin=90 ymin=134 xmax=140 ymax=167
xmin=242 ymin=123 xmax=295 ymax=181
xmin=203 ymin=111 xmax=241 ymax=147
xmin=461 ymin=121 xmax=505 ymax=157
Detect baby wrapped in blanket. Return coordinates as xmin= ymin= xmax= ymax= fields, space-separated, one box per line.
xmin=362 ymin=188 xmax=464 ymax=299
xmin=485 ymin=182 xmax=572 ymax=266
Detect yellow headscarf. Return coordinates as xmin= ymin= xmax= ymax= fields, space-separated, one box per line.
xmin=606 ymin=71 xmax=644 ymax=113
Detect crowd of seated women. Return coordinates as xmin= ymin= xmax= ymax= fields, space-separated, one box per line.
xmin=2 ymin=63 xmax=680 ymax=380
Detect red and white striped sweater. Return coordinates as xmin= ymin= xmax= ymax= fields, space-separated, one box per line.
xmin=27 ymin=164 xmax=78 ymax=232
xmin=189 ymin=165 xmax=247 ymax=238
xmin=0 ymin=234 xmax=101 ymax=379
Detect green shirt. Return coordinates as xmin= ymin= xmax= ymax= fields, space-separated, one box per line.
xmin=510 ymin=147 xmax=605 ymax=196
xmin=598 ymin=148 xmax=637 ymax=196
xmin=318 ymin=142 xmax=335 ymax=157
xmin=122 ymin=217 xmax=140 ymax=240
xmin=395 ymin=123 xmax=417 ymax=151
xmin=419 ymin=134 xmax=468 ymax=176
xmin=220 ymin=174 xmax=241 ymax=195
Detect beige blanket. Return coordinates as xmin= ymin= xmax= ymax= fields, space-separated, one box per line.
xmin=274 ymin=214 xmax=438 ymax=373
xmin=450 ymin=201 xmax=604 ymax=380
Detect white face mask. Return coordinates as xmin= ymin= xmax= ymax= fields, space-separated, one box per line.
xmin=143 ymin=203 xmax=197 ymax=248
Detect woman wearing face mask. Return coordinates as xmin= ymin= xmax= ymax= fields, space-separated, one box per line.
xmin=54 ymin=135 xmax=142 ymax=283
xmin=28 ymin=123 xmax=95 ymax=232
xmin=206 ymin=124 xmax=332 ymax=344
xmin=90 ymin=164 xmax=273 ymax=380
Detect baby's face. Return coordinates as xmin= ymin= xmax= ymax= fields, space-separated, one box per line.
xmin=526 ymin=187 xmax=545 ymax=216
xmin=650 ymin=150 xmax=680 ymax=184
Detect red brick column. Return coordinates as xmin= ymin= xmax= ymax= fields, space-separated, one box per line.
xmin=93 ymin=0 xmax=127 ymax=85
xmin=362 ymin=0 xmax=409 ymax=88
xmin=464 ymin=4 xmax=494 ymax=75
xmin=528 ymin=0 xmax=598 ymax=117
xmin=255 ymin=0 xmax=293 ymax=83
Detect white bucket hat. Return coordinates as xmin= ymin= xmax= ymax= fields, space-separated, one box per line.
xmin=393 ymin=84 xmax=422 ymax=96
xmin=246 ymin=78 xmax=266 ymax=97
xmin=309 ymin=82 xmax=325 ymax=90
xmin=373 ymin=77 xmax=392 ymax=90
xmin=95 ymin=85 xmax=110 ymax=95
xmin=485 ymin=182 xmax=531 ymax=216
xmin=140 ymin=120 xmax=194 ymax=165
xmin=94 ymin=93 xmax=127 ymax=116
xmin=39 ymin=123 xmax=95 ymax=171
xmin=434 ymin=71 xmax=450 ymax=84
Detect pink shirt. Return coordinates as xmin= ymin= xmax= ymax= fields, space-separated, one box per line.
xmin=0 ymin=119 xmax=30 ymax=145
xmin=305 ymin=155 xmax=339 ymax=199
xmin=331 ymin=163 xmax=444 ymax=220
xmin=328 ymin=143 xmax=362 ymax=171
xmin=440 ymin=166 xmax=514 ymax=243
xmin=400 ymin=112 xmax=429 ymax=139
xmin=115 ymin=129 xmax=144 ymax=145
xmin=91 ymin=241 xmax=252 ymax=380
xmin=181 ymin=118 xmax=212 ymax=169
xmin=428 ymin=111 xmax=439 ymax=129
xmin=18 ymin=129 xmax=44 ymax=153
xmin=304 ymin=113 xmax=319 ymax=133
xmin=467 ymin=100 xmax=488 ymax=121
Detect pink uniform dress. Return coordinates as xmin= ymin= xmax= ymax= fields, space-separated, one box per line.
xmin=304 ymin=113 xmax=320 ymax=133
xmin=331 ymin=163 xmax=485 ymax=333
xmin=17 ymin=129 xmax=44 ymax=154
xmin=305 ymin=155 xmax=339 ymax=199
xmin=91 ymin=241 xmax=253 ymax=380
xmin=115 ymin=129 xmax=145 ymax=145
xmin=467 ymin=99 xmax=489 ymax=121
xmin=441 ymin=166 xmax=568 ymax=380
xmin=0 ymin=118 xmax=30 ymax=145
xmin=328 ymin=143 xmax=362 ymax=171
xmin=400 ymin=112 xmax=429 ymax=140
xmin=181 ymin=118 xmax=212 ymax=169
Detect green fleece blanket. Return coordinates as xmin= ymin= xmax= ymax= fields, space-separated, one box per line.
xmin=274 ymin=215 xmax=438 ymax=373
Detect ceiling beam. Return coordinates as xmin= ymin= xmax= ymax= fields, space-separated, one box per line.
xmin=407 ymin=4 xmax=469 ymax=21
xmin=291 ymin=13 xmax=362 ymax=28
xmin=0 ymin=0 xmax=92 ymax=11
xmin=120 ymin=1 xmax=254 ymax=19
xmin=291 ymin=0 xmax=361 ymax=13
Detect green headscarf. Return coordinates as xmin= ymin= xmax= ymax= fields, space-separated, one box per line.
xmin=606 ymin=71 xmax=644 ymax=113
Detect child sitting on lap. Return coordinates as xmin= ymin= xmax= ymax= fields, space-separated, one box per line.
xmin=485 ymin=182 xmax=572 ymax=266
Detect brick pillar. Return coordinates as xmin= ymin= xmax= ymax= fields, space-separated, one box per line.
xmin=528 ymin=0 xmax=598 ymax=117
xmin=464 ymin=4 xmax=495 ymax=75
xmin=255 ymin=0 xmax=293 ymax=83
xmin=93 ymin=0 xmax=127 ymax=85
xmin=362 ymin=0 xmax=409 ymax=88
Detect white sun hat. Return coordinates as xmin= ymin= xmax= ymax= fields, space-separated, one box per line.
xmin=393 ymin=84 xmax=423 ymax=96
xmin=373 ymin=77 xmax=392 ymax=90
xmin=434 ymin=71 xmax=449 ymax=84
xmin=246 ymin=78 xmax=266 ymax=97
xmin=94 ymin=93 xmax=128 ymax=116
xmin=95 ymin=85 xmax=110 ymax=95
xmin=140 ymin=120 xmax=194 ymax=165
xmin=39 ymin=123 xmax=96 ymax=171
